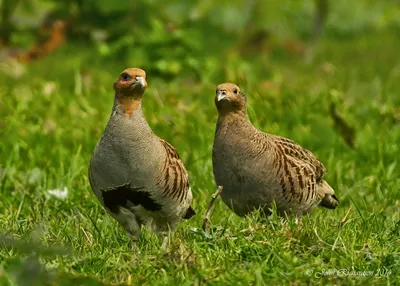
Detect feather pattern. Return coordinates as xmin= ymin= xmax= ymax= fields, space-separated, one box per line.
xmin=88 ymin=68 xmax=195 ymax=241
xmin=158 ymin=138 xmax=190 ymax=204
xmin=212 ymin=83 xmax=339 ymax=217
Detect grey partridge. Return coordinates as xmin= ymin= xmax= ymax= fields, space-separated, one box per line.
xmin=212 ymin=83 xmax=339 ymax=217
xmin=88 ymin=68 xmax=195 ymax=242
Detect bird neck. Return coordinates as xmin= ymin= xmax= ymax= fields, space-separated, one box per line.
xmin=113 ymin=96 xmax=142 ymax=117
xmin=107 ymin=97 xmax=157 ymax=148
xmin=217 ymin=112 xmax=251 ymax=130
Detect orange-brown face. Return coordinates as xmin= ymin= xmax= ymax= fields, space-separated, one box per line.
xmin=215 ymin=83 xmax=247 ymax=114
xmin=113 ymin=68 xmax=147 ymax=98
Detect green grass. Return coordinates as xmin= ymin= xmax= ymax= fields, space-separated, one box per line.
xmin=0 ymin=30 xmax=399 ymax=285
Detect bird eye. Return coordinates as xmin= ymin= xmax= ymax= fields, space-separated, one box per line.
xmin=121 ymin=73 xmax=131 ymax=81
xmin=233 ymin=89 xmax=238 ymax=94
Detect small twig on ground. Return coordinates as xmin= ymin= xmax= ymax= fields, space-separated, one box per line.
xmin=202 ymin=186 xmax=223 ymax=232
xmin=340 ymin=206 xmax=352 ymax=226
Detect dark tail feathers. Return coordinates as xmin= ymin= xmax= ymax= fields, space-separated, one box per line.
xmin=320 ymin=194 xmax=339 ymax=209
xmin=183 ymin=206 xmax=196 ymax=219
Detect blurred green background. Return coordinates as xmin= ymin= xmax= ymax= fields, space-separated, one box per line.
xmin=0 ymin=0 xmax=399 ymax=285
xmin=2 ymin=0 xmax=400 ymax=79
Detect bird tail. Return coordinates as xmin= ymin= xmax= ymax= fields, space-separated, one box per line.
xmin=319 ymin=180 xmax=339 ymax=209
xmin=183 ymin=206 xmax=196 ymax=219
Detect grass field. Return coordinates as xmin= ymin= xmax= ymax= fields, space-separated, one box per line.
xmin=1 ymin=29 xmax=399 ymax=285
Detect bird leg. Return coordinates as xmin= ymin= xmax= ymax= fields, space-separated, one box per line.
xmin=110 ymin=207 xmax=142 ymax=241
xmin=156 ymin=229 xmax=174 ymax=252
xmin=160 ymin=233 xmax=169 ymax=251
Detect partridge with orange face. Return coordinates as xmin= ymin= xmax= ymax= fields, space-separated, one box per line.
xmin=212 ymin=83 xmax=339 ymax=217
xmin=88 ymin=68 xmax=195 ymax=242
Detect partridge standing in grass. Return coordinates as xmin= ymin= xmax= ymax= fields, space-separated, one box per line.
xmin=212 ymin=83 xmax=339 ymax=217
xmin=88 ymin=68 xmax=195 ymax=244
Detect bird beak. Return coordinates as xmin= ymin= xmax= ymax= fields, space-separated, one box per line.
xmin=135 ymin=76 xmax=146 ymax=87
xmin=217 ymin=91 xmax=227 ymax=101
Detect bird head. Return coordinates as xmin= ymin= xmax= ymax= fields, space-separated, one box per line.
xmin=215 ymin=83 xmax=247 ymax=115
xmin=113 ymin=68 xmax=147 ymax=98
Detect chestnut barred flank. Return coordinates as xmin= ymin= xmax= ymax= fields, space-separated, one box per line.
xmin=157 ymin=139 xmax=191 ymax=204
